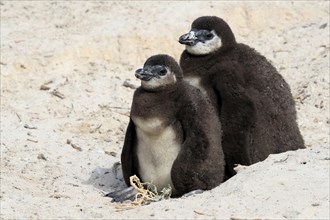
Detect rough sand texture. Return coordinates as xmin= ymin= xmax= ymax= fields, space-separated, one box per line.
xmin=1 ymin=1 xmax=329 ymax=219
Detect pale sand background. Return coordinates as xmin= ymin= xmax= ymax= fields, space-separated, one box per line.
xmin=1 ymin=1 xmax=329 ymax=219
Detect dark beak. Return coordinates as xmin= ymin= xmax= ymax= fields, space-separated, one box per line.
xmin=179 ymin=31 xmax=197 ymax=46
xmin=135 ymin=67 xmax=154 ymax=81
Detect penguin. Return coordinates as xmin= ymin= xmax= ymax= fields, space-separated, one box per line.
xmin=107 ymin=54 xmax=225 ymax=202
xmin=178 ymin=16 xmax=305 ymax=178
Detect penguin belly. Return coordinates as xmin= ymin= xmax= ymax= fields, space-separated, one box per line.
xmin=184 ymin=76 xmax=207 ymax=95
xmin=133 ymin=117 xmax=181 ymax=193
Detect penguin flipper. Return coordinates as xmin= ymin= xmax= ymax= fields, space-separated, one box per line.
xmin=121 ymin=119 xmax=138 ymax=186
xmin=171 ymin=129 xmax=208 ymax=195
xmin=172 ymin=91 xmax=224 ymax=195
xmin=212 ymin=61 xmax=257 ymax=170
xmin=105 ymin=119 xmax=139 ymax=203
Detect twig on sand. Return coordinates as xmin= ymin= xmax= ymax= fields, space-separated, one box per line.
xmin=104 ymin=151 xmax=117 ymax=157
xmin=15 ymin=112 xmax=22 ymax=123
xmin=40 ymin=80 xmax=54 ymax=90
xmin=27 ymin=138 xmax=38 ymax=143
xmin=40 ymin=85 xmax=51 ymax=90
xmin=122 ymin=79 xmax=139 ymax=89
xmin=274 ymin=155 xmax=289 ymax=163
xmin=24 ymin=124 xmax=37 ymax=129
xmin=111 ymin=106 xmax=130 ymax=109
xmin=50 ymin=194 xmax=71 ymax=199
xmin=66 ymin=139 xmax=82 ymax=151
xmin=98 ymin=104 xmax=130 ymax=110
xmin=194 ymin=210 xmax=213 ymax=216
xmin=231 ymin=217 xmax=263 ymax=220
xmin=51 ymin=90 xmax=65 ymax=99
xmin=98 ymin=104 xmax=130 ymax=117
xmin=90 ymin=124 xmax=102 ymax=133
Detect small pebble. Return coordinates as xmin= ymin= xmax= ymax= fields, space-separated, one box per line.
xmin=37 ymin=154 xmax=47 ymax=161
xmin=319 ymin=23 xmax=327 ymax=29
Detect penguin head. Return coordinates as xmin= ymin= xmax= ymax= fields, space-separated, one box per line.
xmin=135 ymin=54 xmax=183 ymax=91
xmin=179 ymin=16 xmax=236 ymax=55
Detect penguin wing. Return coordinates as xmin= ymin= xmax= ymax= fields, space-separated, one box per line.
xmin=211 ymin=60 xmax=257 ymax=128
xmin=172 ymin=88 xmax=221 ymax=194
xmin=121 ymin=119 xmax=138 ymax=186
xmin=211 ymin=61 xmax=257 ymax=167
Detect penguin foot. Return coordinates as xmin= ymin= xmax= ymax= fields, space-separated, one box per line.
xmin=182 ymin=189 xmax=204 ymax=198
xmin=104 ymin=186 xmax=137 ymax=203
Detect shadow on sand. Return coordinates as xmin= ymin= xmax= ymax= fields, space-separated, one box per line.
xmin=83 ymin=162 xmax=126 ymax=193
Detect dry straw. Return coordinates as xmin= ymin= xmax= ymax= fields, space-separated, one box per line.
xmin=115 ymin=175 xmax=172 ymax=210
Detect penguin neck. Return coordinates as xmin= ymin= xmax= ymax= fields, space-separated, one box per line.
xmin=180 ymin=48 xmax=232 ymax=77
xmin=215 ymin=19 xmax=237 ymax=51
xmin=220 ymin=31 xmax=236 ymax=51
xmin=131 ymin=85 xmax=179 ymax=120
xmin=140 ymin=82 xmax=178 ymax=94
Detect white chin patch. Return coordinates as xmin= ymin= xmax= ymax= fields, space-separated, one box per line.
xmin=186 ymin=31 xmax=222 ymax=55
xmin=142 ymin=69 xmax=177 ymax=90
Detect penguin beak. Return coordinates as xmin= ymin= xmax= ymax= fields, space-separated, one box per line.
xmin=179 ymin=31 xmax=197 ymax=46
xmin=135 ymin=66 xmax=160 ymax=81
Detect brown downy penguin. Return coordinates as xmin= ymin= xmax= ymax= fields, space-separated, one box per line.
xmin=178 ymin=16 xmax=305 ymax=178
xmin=107 ymin=54 xmax=225 ymax=202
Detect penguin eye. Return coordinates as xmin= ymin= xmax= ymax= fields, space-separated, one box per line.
xmin=206 ymin=33 xmax=214 ymax=39
xmin=159 ymin=68 xmax=167 ymax=76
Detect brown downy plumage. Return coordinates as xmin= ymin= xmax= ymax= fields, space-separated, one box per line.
xmin=179 ymin=16 xmax=305 ymax=178
xmin=120 ymin=54 xmax=225 ymax=199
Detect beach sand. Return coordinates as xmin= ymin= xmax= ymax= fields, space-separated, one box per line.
xmin=1 ymin=1 xmax=329 ymax=219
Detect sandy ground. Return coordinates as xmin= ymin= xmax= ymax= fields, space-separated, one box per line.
xmin=1 ymin=1 xmax=329 ymax=219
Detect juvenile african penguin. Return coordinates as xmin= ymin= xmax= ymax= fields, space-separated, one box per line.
xmin=107 ymin=54 xmax=225 ymax=202
xmin=179 ymin=16 xmax=305 ymax=178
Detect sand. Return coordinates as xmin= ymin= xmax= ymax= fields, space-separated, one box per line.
xmin=1 ymin=1 xmax=329 ymax=219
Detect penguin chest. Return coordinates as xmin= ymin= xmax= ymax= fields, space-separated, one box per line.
xmin=184 ymin=76 xmax=207 ymax=95
xmin=133 ymin=117 xmax=181 ymax=192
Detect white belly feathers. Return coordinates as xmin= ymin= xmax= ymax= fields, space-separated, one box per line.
xmin=184 ymin=76 xmax=207 ymax=95
xmin=132 ymin=117 xmax=180 ymax=192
